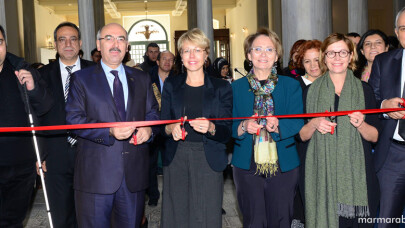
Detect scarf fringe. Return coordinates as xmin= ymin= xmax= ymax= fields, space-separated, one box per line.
xmin=337 ymin=203 xmax=370 ymax=218
xmin=255 ymin=163 xmax=278 ymax=177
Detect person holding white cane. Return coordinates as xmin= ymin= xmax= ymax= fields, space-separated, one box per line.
xmin=0 ymin=24 xmax=54 ymax=227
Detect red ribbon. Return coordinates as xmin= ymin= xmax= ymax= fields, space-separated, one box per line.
xmin=1 ymin=108 xmax=405 ymax=133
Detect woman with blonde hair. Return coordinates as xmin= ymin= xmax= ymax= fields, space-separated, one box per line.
xmin=160 ymin=28 xmax=232 ymax=227
xmin=299 ymin=33 xmax=380 ymax=228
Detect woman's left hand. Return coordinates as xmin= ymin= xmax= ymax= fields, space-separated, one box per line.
xmin=348 ymin=112 xmax=364 ymax=128
xmin=189 ymin=117 xmax=213 ymax=134
xmin=265 ymin=115 xmax=279 ymax=133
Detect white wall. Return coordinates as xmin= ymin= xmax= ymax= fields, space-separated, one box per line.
xmin=35 ymin=2 xmax=66 ymax=63
xmin=226 ymin=0 xmax=257 ymax=79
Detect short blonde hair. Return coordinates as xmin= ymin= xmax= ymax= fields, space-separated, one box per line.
xmin=320 ymin=33 xmax=358 ymax=74
xmin=243 ymin=28 xmax=283 ymax=60
xmin=177 ymin=28 xmax=210 ymax=55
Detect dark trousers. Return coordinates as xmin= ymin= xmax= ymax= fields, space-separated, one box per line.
xmin=377 ymin=142 xmax=405 ymax=228
xmin=161 ymin=141 xmax=223 ymax=228
xmin=146 ymin=143 xmax=160 ymax=203
xmin=233 ymin=164 xmax=299 ymax=228
xmin=0 ymin=162 xmax=36 ymax=228
xmin=75 ymin=175 xmax=145 ymax=228
xmin=46 ymin=145 xmax=77 ymax=228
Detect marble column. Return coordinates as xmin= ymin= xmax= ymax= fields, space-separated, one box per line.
xmin=196 ymin=0 xmax=214 ymax=60
xmin=187 ymin=0 xmax=197 ymax=30
xmin=93 ymin=0 xmax=105 ymax=36
xmin=348 ymin=0 xmax=368 ymax=35
xmin=394 ymin=0 xmax=405 ymax=27
xmin=78 ymin=0 xmax=96 ymax=60
xmin=0 ymin=0 xmax=6 ymax=32
xmin=281 ymin=0 xmax=332 ymax=66
xmin=257 ymin=0 xmax=269 ymax=29
xmin=271 ymin=0 xmax=282 ymax=42
xmin=5 ymin=0 xmax=21 ymax=56
xmin=22 ymin=0 xmax=37 ymax=63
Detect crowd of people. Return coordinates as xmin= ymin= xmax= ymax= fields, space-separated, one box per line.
xmin=1 ymin=6 xmax=405 ymax=228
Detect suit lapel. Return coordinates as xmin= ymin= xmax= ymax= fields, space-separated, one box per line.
xmin=125 ymin=68 xmax=136 ymax=121
xmin=393 ymin=49 xmax=403 ymax=97
xmin=202 ymin=74 xmax=214 ymax=118
xmin=50 ymin=61 xmax=65 ymax=104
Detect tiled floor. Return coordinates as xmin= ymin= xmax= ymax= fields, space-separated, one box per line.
xmin=24 ymin=176 xmax=242 ymax=228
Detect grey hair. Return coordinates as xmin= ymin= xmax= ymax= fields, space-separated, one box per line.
xmin=395 ymin=6 xmax=405 ymax=29
xmin=96 ymin=23 xmax=128 ymax=41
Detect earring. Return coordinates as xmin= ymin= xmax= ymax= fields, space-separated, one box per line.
xmin=249 ymin=61 xmax=252 ymax=67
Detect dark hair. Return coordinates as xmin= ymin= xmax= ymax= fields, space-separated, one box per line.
xmin=0 ymin=24 xmax=6 ymax=44
xmin=54 ymin=22 xmax=81 ymax=41
xmin=147 ymin=42 xmax=159 ymax=50
xmin=346 ymin=32 xmax=361 ymax=38
xmin=354 ymin=29 xmax=388 ymax=78
xmin=91 ymin=48 xmax=99 ymax=56
xmin=387 ymin=35 xmax=400 ymax=51
xmin=212 ymin=57 xmax=229 ymax=78
xmin=295 ymin=40 xmax=322 ymax=70
xmin=288 ymin=39 xmax=306 ymax=63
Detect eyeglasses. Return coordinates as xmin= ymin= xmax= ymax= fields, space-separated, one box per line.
xmin=363 ymin=40 xmax=384 ymax=48
xmin=325 ymin=50 xmax=351 ymax=59
xmin=250 ymin=47 xmax=276 ymax=56
xmin=182 ymin=48 xmax=205 ymax=56
xmin=57 ymin=37 xmax=79 ymax=44
xmin=98 ymin=35 xmax=127 ymax=43
xmin=0 ymin=39 xmax=4 ymax=45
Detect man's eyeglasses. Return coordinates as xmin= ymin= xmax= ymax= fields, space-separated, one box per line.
xmin=325 ymin=50 xmax=351 ymax=59
xmin=57 ymin=37 xmax=79 ymax=44
xmin=0 ymin=39 xmax=4 ymax=45
xmin=250 ymin=47 xmax=276 ymax=56
xmin=98 ymin=35 xmax=127 ymax=43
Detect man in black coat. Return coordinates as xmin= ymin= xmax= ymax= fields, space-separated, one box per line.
xmin=0 ymin=25 xmax=54 ymax=227
xmin=38 ymin=22 xmax=94 ymax=228
xmin=147 ymin=50 xmax=175 ymax=206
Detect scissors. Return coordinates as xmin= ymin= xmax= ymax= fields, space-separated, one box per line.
xmin=325 ymin=108 xmax=336 ymax=135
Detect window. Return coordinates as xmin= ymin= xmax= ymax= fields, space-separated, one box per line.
xmin=128 ymin=19 xmax=169 ymax=64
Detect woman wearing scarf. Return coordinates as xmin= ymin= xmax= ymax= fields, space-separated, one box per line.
xmin=231 ymin=28 xmax=304 ymax=227
xmin=299 ymin=33 xmax=380 ymax=228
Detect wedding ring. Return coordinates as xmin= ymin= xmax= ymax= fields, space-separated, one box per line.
xmin=355 ymin=120 xmax=358 ymax=123
xmin=199 ymin=125 xmax=202 ymax=130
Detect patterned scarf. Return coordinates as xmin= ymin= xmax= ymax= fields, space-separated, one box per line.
xmin=246 ymin=71 xmax=279 ymax=176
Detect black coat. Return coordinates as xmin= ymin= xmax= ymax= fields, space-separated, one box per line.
xmin=160 ymin=73 xmax=233 ymax=172
xmin=38 ymin=59 xmax=95 ymax=174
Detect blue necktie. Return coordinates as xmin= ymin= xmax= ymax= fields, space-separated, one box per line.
xmin=111 ymin=70 xmax=126 ymax=121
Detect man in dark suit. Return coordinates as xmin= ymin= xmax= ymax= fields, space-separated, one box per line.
xmin=38 ymin=22 xmax=94 ymax=228
xmin=147 ymin=50 xmax=174 ymax=206
xmin=368 ymin=7 xmax=405 ymax=227
xmin=65 ymin=23 xmax=159 ymax=228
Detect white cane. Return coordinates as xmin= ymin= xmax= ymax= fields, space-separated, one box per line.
xmin=22 ymin=84 xmax=54 ymax=228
